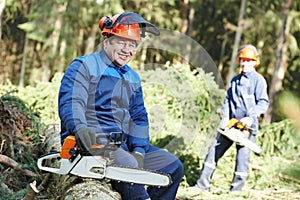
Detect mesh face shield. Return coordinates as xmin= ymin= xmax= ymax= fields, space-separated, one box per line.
xmin=112 ymin=12 xmax=160 ymax=38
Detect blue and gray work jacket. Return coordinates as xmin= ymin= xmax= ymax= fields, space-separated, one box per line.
xmin=221 ymin=70 xmax=269 ymax=135
xmin=58 ymin=49 xmax=149 ymax=155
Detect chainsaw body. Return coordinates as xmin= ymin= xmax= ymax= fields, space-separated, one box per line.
xmin=218 ymin=118 xmax=262 ymax=154
xmin=37 ymin=134 xmax=171 ymax=187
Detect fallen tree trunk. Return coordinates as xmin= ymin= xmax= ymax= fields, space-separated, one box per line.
xmin=65 ymin=180 xmax=121 ymax=200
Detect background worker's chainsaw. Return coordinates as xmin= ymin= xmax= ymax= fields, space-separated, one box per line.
xmin=37 ymin=133 xmax=171 ymax=187
xmin=218 ymin=117 xmax=262 ymax=154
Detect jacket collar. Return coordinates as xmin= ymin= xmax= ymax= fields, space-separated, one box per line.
xmin=241 ymin=68 xmax=256 ymax=78
xmin=99 ymin=49 xmax=130 ymax=74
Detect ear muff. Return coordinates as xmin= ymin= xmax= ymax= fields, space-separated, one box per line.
xmin=98 ymin=16 xmax=113 ymax=30
xmin=255 ymin=57 xmax=260 ymax=67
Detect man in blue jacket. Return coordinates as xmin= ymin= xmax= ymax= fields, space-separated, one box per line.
xmin=192 ymin=44 xmax=269 ymax=193
xmin=58 ymin=12 xmax=183 ymax=200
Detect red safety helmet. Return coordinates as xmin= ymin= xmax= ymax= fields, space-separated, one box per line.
xmin=237 ymin=44 xmax=260 ymax=67
xmin=98 ymin=12 xmax=160 ymax=41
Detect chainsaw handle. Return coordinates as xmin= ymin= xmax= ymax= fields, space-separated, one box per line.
xmin=37 ymin=151 xmax=80 ymax=174
xmin=37 ymin=152 xmax=64 ymax=174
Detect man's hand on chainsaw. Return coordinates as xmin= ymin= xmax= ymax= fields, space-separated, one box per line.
xmin=131 ymin=151 xmax=144 ymax=168
xmin=75 ymin=127 xmax=97 ymax=151
xmin=240 ymin=117 xmax=254 ymax=128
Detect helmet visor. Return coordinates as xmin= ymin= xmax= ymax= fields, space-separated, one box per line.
xmin=113 ymin=12 xmax=160 ymax=37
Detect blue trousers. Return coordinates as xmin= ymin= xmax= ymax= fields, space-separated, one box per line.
xmin=112 ymin=144 xmax=184 ymax=200
xmin=195 ymin=133 xmax=253 ymax=191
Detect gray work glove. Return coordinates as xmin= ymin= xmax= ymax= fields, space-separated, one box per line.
xmin=75 ymin=127 xmax=96 ymax=151
xmin=130 ymin=151 xmax=144 ymax=168
xmin=240 ymin=117 xmax=254 ymax=128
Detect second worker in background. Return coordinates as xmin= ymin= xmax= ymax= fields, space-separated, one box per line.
xmin=193 ymin=44 xmax=269 ymax=193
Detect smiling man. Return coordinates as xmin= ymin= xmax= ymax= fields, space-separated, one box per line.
xmin=58 ymin=12 xmax=183 ymax=200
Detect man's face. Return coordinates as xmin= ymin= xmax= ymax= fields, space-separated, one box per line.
xmin=240 ymin=58 xmax=256 ymax=74
xmin=104 ymin=35 xmax=138 ymax=67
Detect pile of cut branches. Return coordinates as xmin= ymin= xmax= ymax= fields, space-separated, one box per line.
xmin=0 ymin=93 xmax=44 ymax=199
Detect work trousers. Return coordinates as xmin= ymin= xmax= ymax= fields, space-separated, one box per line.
xmin=195 ymin=133 xmax=253 ymax=192
xmin=112 ymin=144 xmax=184 ymax=200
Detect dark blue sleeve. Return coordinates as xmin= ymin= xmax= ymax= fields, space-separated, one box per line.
xmin=127 ymin=84 xmax=150 ymax=155
xmin=58 ymin=60 xmax=90 ymax=135
xmin=221 ymin=81 xmax=232 ymax=121
xmin=247 ymin=76 xmax=269 ymax=118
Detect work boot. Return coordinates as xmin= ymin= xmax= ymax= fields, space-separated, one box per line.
xmin=230 ymin=172 xmax=247 ymax=192
xmin=194 ymin=163 xmax=215 ymax=191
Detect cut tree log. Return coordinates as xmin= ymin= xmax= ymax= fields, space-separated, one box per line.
xmin=64 ymin=179 xmax=121 ymax=200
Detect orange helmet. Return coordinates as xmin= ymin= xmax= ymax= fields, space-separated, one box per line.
xmin=237 ymin=44 xmax=260 ymax=67
xmin=98 ymin=12 xmax=160 ymax=41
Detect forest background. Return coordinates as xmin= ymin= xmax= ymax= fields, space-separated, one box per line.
xmin=0 ymin=0 xmax=300 ymax=199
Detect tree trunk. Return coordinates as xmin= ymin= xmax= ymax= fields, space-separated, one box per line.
xmin=84 ymin=24 xmax=98 ymax=54
xmin=180 ymin=0 xmax=195 ymax=63
xmin=226 ymin=0 xmax=247 ymax=88
xmin=217 ymin=33 xmax=229 ymax=73
xmin=42 ymin=2 xmax=68 ymax=82
xmin=19 ymin=36 xmax=29 ymax=87
xmin=58 ymin=38 xmax=67 ymax=72
xmin=263 ymin=0 xmax=291 ymax=123
xmin=64 ymin=180 xmax=121 ymax=200
xmin=180 ymin=0 xmax=189 ymax=34
xmin=0 ymin=0 xmax=5 ymax=40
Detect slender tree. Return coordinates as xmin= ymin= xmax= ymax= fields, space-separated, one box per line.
xmin=0 ymin=0 xmax=5 ymax=40
xmin=226 ymin=0 xmax=247 ymax=88
xmin=263 ymin=0 xmax=292 ymax=123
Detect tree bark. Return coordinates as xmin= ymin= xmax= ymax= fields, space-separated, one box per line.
xmin=263 ymin=0 xmax=291 ymax=123
xmin=58 ymin=38 xmax=67 ymax=72
xmin=180 ymin=0 xmax=195 ymax=63
xmin=84 ymin=24 xmax=98 ymax=54
xmin=42 ymin=2 xmax=68 ymax=82
xmin=19 ymin=36 xmax=29 ymax=87
xmin=64 ymin=180 xmax=121 ymax=200
xmin=0 ymin=0 xmax=5 ymax=40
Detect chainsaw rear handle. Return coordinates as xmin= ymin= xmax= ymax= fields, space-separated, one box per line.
xmin=37 ymin=151 xmax=81 ymax=174
xmin=37 ymin=152 xmax=64 ymax=173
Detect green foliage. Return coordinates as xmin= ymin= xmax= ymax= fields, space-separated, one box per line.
xmin=0 ymin=73 xmax=62 ymax=125
xmin=0 ymin=187 xmax=27 ymax=200
xmin=143 ymin=62 xmax=225 ymax=187
xmin=142 ymin=62 xmax=225 ymax=156
xmin=1 ymin=92 xmax=44 ymax=144
xmin=4 ymin=0 xmax=22 ymax=23
xmin=179 ymin=152 xmax=201 ymax=187
xmin=258 ymin=119 xmax=299 ymax=156
xmin=0 ymin=93 xmax=47 ymax=198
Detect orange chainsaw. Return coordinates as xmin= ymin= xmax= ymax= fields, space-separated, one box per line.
xmin=218 ymin=118 xmax=262 ymax=154
xmin=37 ymin=133 xmax=171 ymax=186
